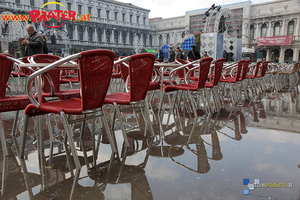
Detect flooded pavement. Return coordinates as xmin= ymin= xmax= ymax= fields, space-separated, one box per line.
xmin=1 ymin=89 xmax=300 ymax=200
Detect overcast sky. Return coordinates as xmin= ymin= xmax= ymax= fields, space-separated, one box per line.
xmin=120 ymin=0 xmax=274 ymax=18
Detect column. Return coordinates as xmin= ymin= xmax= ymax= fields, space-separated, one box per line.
xmin=293 ymin=47 xmax=298 ymax=62
xmin=110 ymin=30 xmax=113 ymax=43
xmin=279 ymin=47 xmax=285 ymax=63
xmin=118 ymin=32 xmax=121 ymax=44
xmin=268 ymin=21 xmax=273 ymax=37
xmin=281 ymin=20 xmax=286 ymax=35
xmin=295 ymin=18 xmax=300 ymax=40
xmin=266 ymin=49 xmax=270 ymax=61
xmin=126 ymin=32 xmax=129 ymax=44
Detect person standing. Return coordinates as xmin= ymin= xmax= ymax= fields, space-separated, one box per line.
xmin=223 ymin=50 xmax=227 ymax=61
xmin=182 ymin=50 xmax=187 ymax=60
xmin=22 ymin=25 xmax=44 ymax=56
xmin=42 ymin=33 xmax=48 ymax=54
xmin=157 ymin=49 xmax=164 ymax=61
xmin=187 ymin=45 xmax=200 ymax=61
xmin=175 ymin=47 xmax=183 ymax=59
xmin=201 ymin=51 xmax=209 ymax=59
xmin=168 ymin=47 xmax=175 ymax=63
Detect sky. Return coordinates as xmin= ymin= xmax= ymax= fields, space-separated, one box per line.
xmin=120 ymin=0 xmax=274 ymax=18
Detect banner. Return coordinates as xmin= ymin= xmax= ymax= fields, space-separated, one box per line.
xmin=257 ymin=35 xmax=293 ymax=46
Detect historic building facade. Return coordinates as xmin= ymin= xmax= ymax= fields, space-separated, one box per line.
xmin=0 ymin=0 xmax=156 ymax=57
xmin=150 ymin=0 xmax=300 ymax=63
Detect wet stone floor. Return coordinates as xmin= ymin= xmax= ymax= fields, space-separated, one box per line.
xmin=1 ymin=88 xmax=300 ymax=200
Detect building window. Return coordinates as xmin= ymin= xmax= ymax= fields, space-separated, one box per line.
xmin=97 ymin=29 xmax=102 ymax=42
xmin=149 ymin=35 xmax=152 ymax=46
xmin=78 ymin=26 xmax=83 ymax=40
xmin=274 ymin=22 xmax=280 ymax=36
xmin=166 ymin=34 xmax=170 ymax=44
xmin=67 ymin=25 xmax=73 ymax=39
xmin=67 ymin=3 xmax=71 ymax=11
xmin=159 ymin=35 xmax=163 ymax=47
xmin=143 ymin=34 xmax=146 ymax=46
xmin=114 ymin=30 xmax=118 ymax=43
xmin=136 ymin=16 xmax=139 ymax=24
xmin=30 ymin=0 xmax=34 ymax=6
xmin=261 ymin=24 xmax=267 ymax=37
xmin=106 ymin=31 xmax=111 ymax=43
xmin=106 ymin=10 xmax=110 ymax=20
xmin=143 ymin=17 xmax=146 ymax=25
xmin=15 ymin=0 xmax=20 ymax=4
xmin=182 ymin=32 xmax=185 ymax=39
xmin=98 ymin=9 xmax=101 ymax=18
xmin=78 ymin=5 xmax=82 ymax=15
xmin=88 ymin=27 xmax=93 ymax=41
xmin=130 ymin=15 xmax=132 ymax=23
xmin=43 ymin=0 xmax=47 ymax=8
xmin=122 ymin=13 xmax=125 ymax=22
xmin=288 ymin=21 xmax=294 ymax=35
xmin=250 ymin=25 xmax=255 ymax=39
xmin=56 ymin=1 xmax=60 ymax=10
xmin=88 ymin=7 xmax=92 ymax=16
xmin=122 ymin=32 xmax=126 ymax=44
xmin=115 ymin=12 xmax=118 ymax=21
xmin=129 ymin=33 xmax=133 ymax=46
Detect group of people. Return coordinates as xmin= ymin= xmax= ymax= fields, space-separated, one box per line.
xmin=22 ymin=24 xmax=48 ymax=56
xmin=157 ymin=45 xmax=210 ymax=63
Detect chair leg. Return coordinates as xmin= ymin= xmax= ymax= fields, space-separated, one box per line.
xmin=144 ymin=96 xmax=155 ymax=137
xmin=0 ymin=115 xmax=8 ymax=157
xmin=114 ymin=102 xmax=130 ymax=148
xmin=20 ymin=115 xmax=30 ymax=158
xmin=60 ymin=112 xmax=81 ymax=172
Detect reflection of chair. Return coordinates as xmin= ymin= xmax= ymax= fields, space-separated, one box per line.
xmin=20 ymin=50 xmax=117 ymax=175
xmin=29 ymin=54 xmax=81 ymax=100
xmin=104 ymin=53 xmax=156 ymax=157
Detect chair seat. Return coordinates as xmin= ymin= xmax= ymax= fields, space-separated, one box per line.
xmin=60 ymin=77 xmax=79 ymax=84
xmin=245 ymin=75 xmax=255 ymax=79
xmin=173 ymin=83 xmax=198 ymax=91
xmin=148 ymin=81 xmax=161 ymax=91
xmin=26 ymin=98 xmax=83 ymax=115
xmin=204 ymin=82 xmax=214 ymax=88
xmin=11 ymin=72 xmax=26 ymax=77
xmin=111 ymin=74 xmax=122 ymax=79
xmin=42 ymin=89 xmax=81 ymax=100
xmin=219 ymin=77 xmax=238 ymax=83
xmin=0 ymin=95 xmax=40 ymax=112
xmin=163 ymin=85 xmax=178 ymax=93
xmin=104 ymin=92 xmax=131 ymax=105
xmin=162 ymin=79 xmax=177 ymax=86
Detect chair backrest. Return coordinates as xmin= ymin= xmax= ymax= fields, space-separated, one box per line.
xmin=261 ymin=61 xmax=270 ymax=77
xmin=78 ymin=49 xmax=115 ymax=111
xmin=175 ymin=59 xmax=188 ymax=79
xmin=253 ymin=61 xmax=262 ymax=77
xmin=195 ymin=57 xmax=213 ymax=89
xmin=234 ymin=60 xmax=245 ymax=82
xmin=118 ymin=56 xmax=129 ymax=84
xmin=211 ymin=58 xmax=225 ymax=86
xmin=240 ymin=60 xmax=250 ymax=80
xmin=128 ymin=53 xmax=155 ymax=102
xmin=20 ymin=57 xmax=32 ymax=75
xmin=30 ymin=54 xmax=61 ymax=93
xmin=0 ymin=54 xmax=14 ymax=98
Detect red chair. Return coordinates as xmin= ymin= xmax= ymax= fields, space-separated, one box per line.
xmin=204 ymin=58 xmax=225 ymax=112
xmin=104 ymin=53 xmax=156 ymax=156
xmin=20 ymin=50 xmax=117 ymax=174
xmin=29 ymin=54 xmax=81 ymax=100
xmin=0 ymin=54 xmax=40 ymax=157
xmin=161 ymin=57 xmax=213 ymax=118
xmin=219 ymin=60 xmax=245 ymax=105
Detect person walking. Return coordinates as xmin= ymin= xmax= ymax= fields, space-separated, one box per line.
xmin=187 ymin=45 xmax=200 ymax=61
xmin=168 ymin=47 xmax=175 ymax=63
xmin=201 ymin=51 xmax=209 ymax=59
xmin=42 ymin=33 xmax=48 ymax=54
xmin=22 ymin=25 xmax=44 ymax=56
xmin=175 ymin=47 xmax=183 ymax=59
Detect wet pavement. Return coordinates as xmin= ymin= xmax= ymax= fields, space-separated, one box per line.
xmin=1 ymin=85 xmax=300 ymax=200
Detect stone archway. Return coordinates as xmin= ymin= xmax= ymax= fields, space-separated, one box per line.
xmin=284 ymin=49 xmax=293 ymax=63
xmin=270 ymin=48 xmax=280 ymax=62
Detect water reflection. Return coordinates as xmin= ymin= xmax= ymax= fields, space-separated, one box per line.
xmin=1 ymin=90 xmax=300 ymax=199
